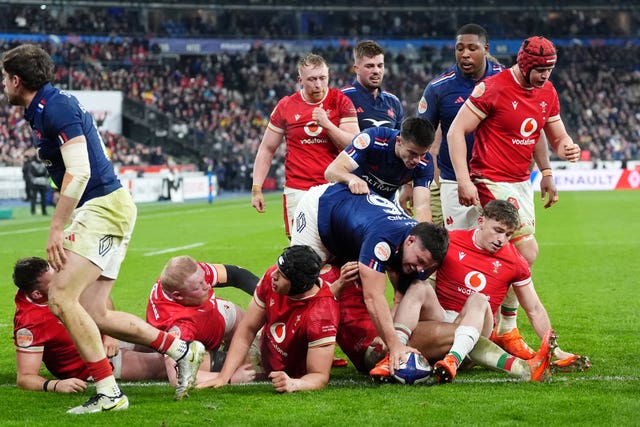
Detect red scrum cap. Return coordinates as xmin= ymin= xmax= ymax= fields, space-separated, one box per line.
xmin=517 ymin=36 xmax=557 ymax=83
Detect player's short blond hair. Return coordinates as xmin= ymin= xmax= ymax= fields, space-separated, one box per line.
xmin=297 ymin=53 xmax=328 ymax=76
xmin=160 ymin=255 xmax=198 ymax=292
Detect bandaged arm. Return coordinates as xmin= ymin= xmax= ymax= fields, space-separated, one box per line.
xmin=60 ymin=138 xmax=91 ymax=200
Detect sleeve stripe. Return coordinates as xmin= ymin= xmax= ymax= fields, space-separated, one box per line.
xmin=308 ymin=336 xmax=336 ymax=348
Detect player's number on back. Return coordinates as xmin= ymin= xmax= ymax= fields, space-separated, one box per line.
xmin=366 ymin=193 xmax=404 ymax=216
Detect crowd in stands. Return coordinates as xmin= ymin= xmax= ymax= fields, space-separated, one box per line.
xmin=1 ymin=3 xmax=637 ymax=39
xmin=1 ymin=38 xmax=639 ymax=190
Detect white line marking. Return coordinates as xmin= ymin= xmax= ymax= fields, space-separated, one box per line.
xmin=0 ymin=375 xmax=636 ymax=389
xmin=144 ymin=242 xmax=204 ymax=256
xmin=0 ymin=227 xmax=49 ymax=236
xmin=143 ymin=242 xmax=205 ymax=257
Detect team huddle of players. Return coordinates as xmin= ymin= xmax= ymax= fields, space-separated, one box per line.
xmin=10 ymin=25 xmax=590 ymax=414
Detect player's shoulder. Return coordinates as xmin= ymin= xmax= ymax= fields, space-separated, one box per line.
xmin=428 ymin=66 xmax=458 ymax=88
xmin=380 ymin=89 xmax=401 ymax=103
xmin=340 ymin=84 xmax=356 ymax=95
xmin=276 ymin=91 xmax=300 ymax=106
xmin=487 ymin=60 xmax=506 ymax=76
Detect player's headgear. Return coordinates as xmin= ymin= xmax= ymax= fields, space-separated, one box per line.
xmin=517 ymin=36 xmax=556 ymax=84
xmin=277 ymin=245 xmax=322 ymax=295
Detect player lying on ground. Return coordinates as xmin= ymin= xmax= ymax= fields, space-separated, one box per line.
xmin=371 ymin=200 xmax=590 ymax=383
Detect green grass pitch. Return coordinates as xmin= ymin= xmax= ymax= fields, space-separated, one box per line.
xmin=0 ymin=190 xmax=638 ymax=426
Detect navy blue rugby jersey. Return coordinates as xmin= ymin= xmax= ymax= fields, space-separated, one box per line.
xmin=24 ymin=83 xmax=121 ymax=206
xmin=345 ymin=126 xmax=433 ymax=199
xmin=417 ymin=59 xmax=503 ymax=180
xmin=342 ymin=80 xmax=404 ymax=130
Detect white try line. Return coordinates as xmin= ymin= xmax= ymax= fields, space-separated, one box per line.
xmin=0 ymin=375 xmax=637 ymax=390
xmin=0 ymin=226 xmax=49 ymax=236
xmin=143 ymin=242 xmax=205 ymax=257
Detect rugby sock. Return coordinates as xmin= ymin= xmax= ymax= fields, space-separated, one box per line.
xmin=497 ymin=287 xmax=519 ymax=334
xmin=87 ymin=358 xmax=121 ymax=396
xmin=394 ymin=323 xmax=412 ymax=346
xmin=468 ymin=337 xmax=529 ymax=378
xmin=165 ymin=338 xmax=189 ymax=361
xmin=150 ymin=331 xmax=177 ymax=354
xmin=448 ymin=325 xmax=480 ymax=363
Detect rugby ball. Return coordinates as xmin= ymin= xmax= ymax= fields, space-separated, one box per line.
xmin=393 ymin=353 xmax=432 ymax=384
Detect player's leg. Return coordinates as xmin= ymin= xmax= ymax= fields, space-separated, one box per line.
xmin=407 ymin=320 xmax=457 ymax=362
xmin=81 ymin=275 xmax=204 ymax=400
xmin=371 ymin=283 xmax=446 ymax=380
xmin=47 ymin=253 xmax=129 ymax=414
xmin=441 ymin=179 xmax=481 ymax=231
xmin=433 ymin=293 xmax=489 ymax=383
xmin=476 ymin=180 xmax=537 ymax=359
xmin=290 ymin=184 xmax=332 ymax=262
xmin=336 ymin=286 xmax=380 ymax=373
xmin=117 ymin=349 xmax=167 ymax=381
xmin=469 ymin=330 xmax=556 ymax=381
xmin=392 ymin=280 xmax=445 ymax=346
xmin=429 ymin=180 xmax=443 ymax=226
xmin=283 ymin=186 xmax=306 ymax=240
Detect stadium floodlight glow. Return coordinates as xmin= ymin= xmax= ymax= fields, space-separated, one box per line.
xmin=40 ymin=4 xmax=47 ymax=10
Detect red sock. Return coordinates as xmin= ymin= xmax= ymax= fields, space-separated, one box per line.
xmin=150 ymin=331 xmax=176 ymax=354
xmin=86 ymin=358 xmax=113 ymax=382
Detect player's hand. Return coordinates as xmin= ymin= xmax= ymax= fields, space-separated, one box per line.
xmin=540 ymin=176 xmax=559 ymax=209
xmin=340 ymin=261 xmax=360 ymax=284
xmin=457 ymin=180 xmax=479 ymax=207
xmin=55 ymin=378 xmax=88 ymax=393
xmin=311 ymin=106 xmax=329 ymax=128
xmin=347 ymin=176 xmax=369 ymax=195
xmin=196 ymin=375 xmax=230 ymax=389
xmin=388 ymin=345 xmax=421 ymax=376
xmin=251 ymin=192 xmax=266 ymax=213
xmin=102 ymin=336 xmax=120 ymax=358
xmin=558 ymin=142 xmax=581 ymax=162
xmin=370 ymin=336 xmax=387 ymax=353
xmin=230 ymin=363 xmax=256 ymax=384
xmin=46 ymin=226 xmax=67 ymax=272
xmin=268 ymin=371 xmax=297 ymax=393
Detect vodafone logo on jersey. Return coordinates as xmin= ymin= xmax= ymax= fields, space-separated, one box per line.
xmin=353 ymin=133 xmax=371 ymax=149
xmin=464 ymin=271 xmax=487 ymax=292
xmin=270 ymin=322 xmax=287 ymax=343
xmin=373 ymin=242 xmax=391 ymax=261
xmin=304 ymin=121 xmax=323 ymax=137
xmin=520 ymin=118 xmax=538 ymax=137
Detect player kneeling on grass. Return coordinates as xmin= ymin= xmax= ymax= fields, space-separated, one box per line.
xmin=12 ymin=257 xmax=167 ymax=392
xmin=373 ymin=199 xmax=589 ymax=383
xmin=146 ymin=255 xmax=260 ymax=386
xmin=197 ymin=245 xmax=340 ymax=393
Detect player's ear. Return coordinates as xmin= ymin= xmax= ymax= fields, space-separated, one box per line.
xmin=30 ymin=289 xmax=44 ymax=300
xmin=170 ymin=290 xmax=183 ymax=301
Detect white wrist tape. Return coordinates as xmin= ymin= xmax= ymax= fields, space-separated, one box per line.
xmin=60 ymin=142 xmax=91 ymax=199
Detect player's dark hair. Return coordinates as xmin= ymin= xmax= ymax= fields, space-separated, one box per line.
xmin=409 ymin=222 xmax=450 ymax=267
xmin=277 ymin=245 xmax=322 ymax=296
xmin=400 ymin=116 xmax=435 ymax=149
xmin=456 ymin=23 xmax=489 ymax=44
xmin=482 ymin=199 xmax=521 ymax=230
xmin=13 ymin=257 xmax=49 ymax=292
xmin=2 ymin=44 xmax=54 ymax=91
xmin=353 ymin=40 xmax=384 ymax=60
